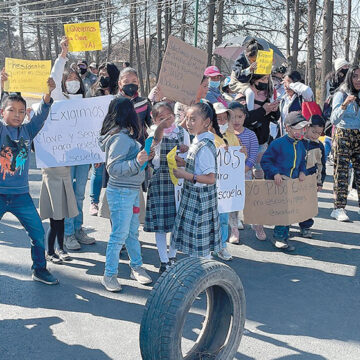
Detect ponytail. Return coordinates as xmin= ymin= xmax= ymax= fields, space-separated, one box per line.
xmin=193 ymin=100 xmax=228 ymax=146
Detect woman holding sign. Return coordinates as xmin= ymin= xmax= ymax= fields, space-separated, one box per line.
xmin=44 ymin=36 xmax=95 ymax=252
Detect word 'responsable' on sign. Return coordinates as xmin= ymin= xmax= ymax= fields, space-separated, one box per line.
xmin=244 ymin=174 xmax=318 ymax=225
xmin=33 ymin=95 xmax=113 ymax=168
xmin=4 ymin=58 xmax=51 ymax=94
xmin=64 ymin=22 xmax=102 ymax=52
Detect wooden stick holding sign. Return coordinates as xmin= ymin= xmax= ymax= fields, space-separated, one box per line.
xmin=64 ymin=22 xmax=102 ymax=52
xmin=157 ymin=36 xmax=208 ymax=105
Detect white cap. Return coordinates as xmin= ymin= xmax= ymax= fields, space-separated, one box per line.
xmin=334 ymin=58 xmax=350 ymax=72
xmin=213 ymin=102 xmax=231 ymax=115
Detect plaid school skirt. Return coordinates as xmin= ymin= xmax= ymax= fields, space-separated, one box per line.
xmin=170 ymin=182 xmax=221 ymax=258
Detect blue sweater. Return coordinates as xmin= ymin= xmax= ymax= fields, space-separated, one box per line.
xmin=0 ymin=99 xmax=52 ymax=194
xmin=261 ymin=135 xmax=307 ymax=179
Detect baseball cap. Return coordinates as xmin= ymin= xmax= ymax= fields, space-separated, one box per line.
xmin=204 ymin=65 xmax=222 ymax=77
xmin=309 ymin=114 xmax=326 ymax=127
xmin=89 ymin=62 xmax=97 ymax=69
xmin=285 ymin=112 xmax=308 ymax=129
xmin=213 ymin=102 xmax=232 ymax=116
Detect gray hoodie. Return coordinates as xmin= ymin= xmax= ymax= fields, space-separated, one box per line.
xmin=99 ymin=129 xmax=144 ymax=189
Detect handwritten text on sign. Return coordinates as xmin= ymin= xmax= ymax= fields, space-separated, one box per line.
xmin=158 ymin=36 xmax=208 ymax=105
xmin=254 ymin=49 xmax=274 ymax=75
xmin=34 ymin=95 xmax=113 ymax=168
xmin=4 ymin=58 xmax=51 ymax=94
xmin=244 ymin=174 xmax=318 ymax=225
xmin=64 ymin=22 xmax=102 ymax=52
xmin=217 ymin=146 xmax=246 ymax=213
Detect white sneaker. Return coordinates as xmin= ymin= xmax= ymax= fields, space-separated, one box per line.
xmin=89 ymin=203 xmax=99 ymax=216
xmin=64 ymin=235 xmax=81 ymax=250
xmin=214 ymin=247 xmax=233 ymax=261
xmin=330 ymin=208 xmax=350 ymax=222
xmin=102 ymin=275 xmax=122 ymax=292
xmin=348 ymin=189 xmax=358 ymax=201
xmin=238 ymin=220 xmax=244 ymax=230
xmin=130 ymin=266 xmax=152 ymax=285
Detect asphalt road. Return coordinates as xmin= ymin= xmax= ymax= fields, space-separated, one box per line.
xmin=1 ymin=154 xmax=359 ymax=360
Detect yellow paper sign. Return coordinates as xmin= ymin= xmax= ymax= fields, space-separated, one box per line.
xmin=4 ymin=58 xmax=51 ymax=94
xmin=64 ymin=21 xmax=102 ymax=52
xmin=254 ymin=49 xmax=274 ymax=75
xmin=167 ymin=146 xmax=178 ymax=186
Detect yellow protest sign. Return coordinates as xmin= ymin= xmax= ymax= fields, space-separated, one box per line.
xmin=254 ymin=49 xmax=274 ymax=75
xmin=4 ymin=58 xmax=51 ymax=94
xmin=167 ymin=146 xmax=179 ymax=186
xmin=64 ymin=21 xmax=102 ymax=52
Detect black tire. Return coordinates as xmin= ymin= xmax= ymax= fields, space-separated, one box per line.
xmin=140 ymin=257 xmax=246 ymax=360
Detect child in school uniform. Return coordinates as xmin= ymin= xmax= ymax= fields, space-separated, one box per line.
xmin=299 ymin=115 xmax=326 ymax=238
xmin=228 ymin=102 xmax=259 ymax=244
xmin=261 ymin=112 xmax=308 ymax=251
xmin=211 ymin=102 xmax=240 ymax=260
xmin=144 ymin=102 xmax=190 ymax=273
xmin=171 ymin=101 xmax=223 ymax=258
xmin=0 ymin=80 xmax=59 ymax=285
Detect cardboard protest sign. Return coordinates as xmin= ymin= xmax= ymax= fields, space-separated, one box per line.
xmin=33 ymin=95 xmax=113 ymax=168
xmin=167 ymin=146 xmax=178 ymax=186
xmin=243 ymin=174 xmax=318 ymax=225
xmin=158 ymin=36 xmax=208 ymax=105
xmin=4 ymin=58 xmax=51 ymax=94
xmin=254 ymin=49 xmax=274 ymax=75
xmin=217 ymin=146 xmax=246 ymax=213
xmin=64 ymin=22 xmax=102 ymax=52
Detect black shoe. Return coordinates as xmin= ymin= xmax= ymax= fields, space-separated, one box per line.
xmin=46 ymin=253 xmax=63 ymax=264
xmin=283 ymin=239 xmax=295 ymax=252
xmin=56 ymin=249 xmax=72 ymax=261
xmin=159 ymin=262 xmax=169 ymax=274
xmin=32 ymin=269 xmax=59 ymax=285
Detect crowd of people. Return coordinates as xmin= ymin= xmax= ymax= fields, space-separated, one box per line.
xmin=0 ymin=36 xmax=359 ymax=292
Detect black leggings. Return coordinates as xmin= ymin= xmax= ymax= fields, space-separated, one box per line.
xmin=47 ymin=218 xmax=64 ymax=255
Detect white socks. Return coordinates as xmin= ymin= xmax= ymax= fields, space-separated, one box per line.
xmin=155 ymin=232 xmax=177 ymax=263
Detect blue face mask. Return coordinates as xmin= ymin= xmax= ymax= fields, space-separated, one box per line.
xmin=209 ymin=80 xmax=221 ymax=89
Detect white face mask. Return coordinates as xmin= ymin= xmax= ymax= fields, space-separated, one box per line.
xmin=219 ymin=123 xmax=228 ymax=134
xmin=66 ymin=80 xmax=81 ymax=94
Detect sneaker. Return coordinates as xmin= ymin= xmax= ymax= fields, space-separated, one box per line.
xmin=64 ymin=235 xmax=81 ymax=250
xmin=159 ymin=262 xmax=169 ymax=274
xmin=229 ymin=226 xmax=240 ymax=244
xmin=168 ymin=257 xmax=177 ymax=266
xmin=56 ymin=249 xmax=72 ymax=261
xmin=89 ymin=203 xmax=99 ymax=216
xmin=300 ymin=228 xmax=312 ymax=239
xmin=130 ymin=266 xmax=152 ymax=285
xmin=102 ymin=275 xmax=122 ymax=292
xmin=330 ymin=208 xmax=350 ymax=222
xmin=46 ymin=252 xmax=63 ymax=264
xmin=238 ymin=220 xmax=244 ymax=230
xmin=75 ymin=228 xmax=96 ymax=245
xmin=32 ymin=268 xmax=59 ymax=285
xmin=252 ymin=225 xmax=267 ymax=241
xmin=214 ymin=247 xmax=233 ymax=261
xmin=271 ymin=237 xmax=288 ymax=249
xmin=283 ymin=239 xmax=295 ymax=252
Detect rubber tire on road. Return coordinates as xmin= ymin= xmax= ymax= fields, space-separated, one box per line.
xmin=140 ymin=257 xmax=246 ymax=359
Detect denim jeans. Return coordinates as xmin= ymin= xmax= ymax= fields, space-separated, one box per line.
xmin=0 ymin=193 xmax=46 ymax=270
xmin=105 ymin=186 xmax=143 ymax=276
xmin=299 ymin=218 xmax=314 ymax=229
xmin=219 ymin=213 xmax=229 ymax=248
xmin=65 ymin=164 xmax=90 ymax=236
xmin=90 ymin=164 xmax=104 ymax=204
xmin=273 ymin=225 xmax=290 ymax=240
xmin=324 ymin=137 xmax=332 ymax=161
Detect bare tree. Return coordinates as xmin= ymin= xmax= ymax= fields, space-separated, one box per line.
xmin=320 ymin=0 xmax=334 ymax=104
xmin=133 ymin=1 xmax=145 ymax=94
xmin=345 ymin=0 xmax=352 ymax=61
xmin=306 ymin=0 xmax=316 ymax=98
xmin=180 ymin=0 xmax=187 ymax=41
xmin=129 ymin=0 xmax=135 ymax=65
xmin=18 ymin=4 xmax=26 ymax=58
xmin=286 ymin=0 xmax=291 ymax=64
xmin=291 ymin=0 xmax=300 ymax=70
xmin=214 ymin=0 xmax=224 ymax=69
xmin=207 ymin=0 xmax=216 ymax=66
xmin=156 ymin=0 xmax=163 ymax=80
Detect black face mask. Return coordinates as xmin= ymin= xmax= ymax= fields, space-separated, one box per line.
xmin=79 ymin=68 xmax=87 ymax=75
xmin=338 ymin=68 xmax=348 ymax=78
xmin=99 ymin=76 xmax=110 ymax=88
xmin=255 ymin=82 xmax=268 ymax=91
xmin=122 ymin=83 xmax=138 ymax=97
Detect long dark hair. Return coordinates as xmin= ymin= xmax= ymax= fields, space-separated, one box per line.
xmin=228 ymin=101 xmax=249 ymax=120
xmin=245 ymin=38 xmax=264 ymax=57
xmin=92 ymin=62 xmax=120 ymax=96
xmin=61 ymin=69 xmax=85 ymax=97
xmin=250 ymin=74 xmax=274 ymax=99
xmin=100 ymin=97 xmax=140 ymax=139
xmin=343 ymin=65 xmax=360 ymax=96
xmin=192 ymin=100 xmax=228 ymax=145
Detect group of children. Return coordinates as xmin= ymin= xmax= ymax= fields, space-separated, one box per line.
xmin=0 ymin=37 xmax=327 ymax=293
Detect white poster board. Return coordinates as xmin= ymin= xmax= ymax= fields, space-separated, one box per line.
xmin=33 ymin=95 xmax=113 ymax=168
xmin=217 ymin=146 xmax=246 ymax=213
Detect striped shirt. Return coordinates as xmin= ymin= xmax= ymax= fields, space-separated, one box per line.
xmin=236 ymin=127 xmax=259 ymax=169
